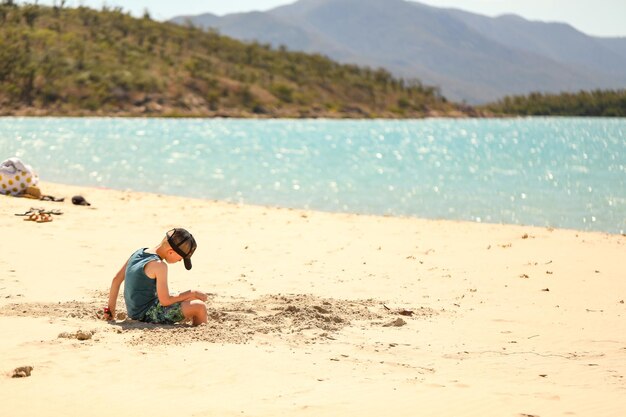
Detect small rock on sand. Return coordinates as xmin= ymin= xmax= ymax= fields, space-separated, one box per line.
xmin=12 ymin=366 xmax=33 ymax=378
xmin=76 ymin=330 xmax=94 ymax=340
xmin=383 ymin=318 xmax=407 ymax=327
xmin=58 ymin=329 xmax=95 ymax=340
xmin=313 ymin=305 xmax=330 ymax=314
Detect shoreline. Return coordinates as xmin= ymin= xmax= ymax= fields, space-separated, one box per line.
xmin=0 ymin=103 xmax=484 ymax=119
xmin=1 ymin=181 xmax=624 ymax=416
xmin=8 ymin=180 xmax=624 ymax=236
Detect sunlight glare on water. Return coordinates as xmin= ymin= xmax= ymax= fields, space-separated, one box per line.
xmin=1 ymin=117 xmax=624 ymax=234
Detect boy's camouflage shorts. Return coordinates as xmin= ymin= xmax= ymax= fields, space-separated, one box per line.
xmin=143 ymin=302 xmax=185 ymax=324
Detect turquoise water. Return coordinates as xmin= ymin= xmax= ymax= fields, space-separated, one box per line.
xmin=1 ymin=117 xmax=624 ymax=234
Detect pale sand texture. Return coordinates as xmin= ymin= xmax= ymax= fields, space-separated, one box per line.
xmin=1 ymin=181 xmax=624 ymax=417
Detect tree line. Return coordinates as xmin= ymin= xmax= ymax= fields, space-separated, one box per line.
xmin=483 ymin=89 xmax=626 ymax=117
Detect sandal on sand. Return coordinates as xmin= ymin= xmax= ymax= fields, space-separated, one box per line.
xmin=23 ymin=213 xmax=52 ymax=222
xmin=36 ymin=213 xmax=53 ymax=223
xmin=15 ymin=208 xmax=63 ymax=216
xmin=40 ymin=195 xmax=65 ymax=202
xmin=23 ymin=212 xmax=41 ymax=222
xmin=15 ymin=208 xmax=61 ymax=222
xmin=38 ymin=209 xmax=63 ymax=215
xmin=15 ymin=209 xmax=37 ymax=217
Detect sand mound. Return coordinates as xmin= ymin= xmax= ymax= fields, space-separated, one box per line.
xmin=0 ymin=293 xmax=437 ymax=346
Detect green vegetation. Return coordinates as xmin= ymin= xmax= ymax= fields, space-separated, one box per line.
xmin=483 ymin=89 xmax=626 ymax=117
xmin=0 ymin=3 xmax=465 ymax=118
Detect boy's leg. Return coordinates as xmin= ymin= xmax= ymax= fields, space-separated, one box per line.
xmin=143 ymin=302 xmax=185 ymax=325
xmin=181 ymin=299 xmax=208 ymax=326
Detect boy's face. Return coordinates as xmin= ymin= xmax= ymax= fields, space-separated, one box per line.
xmin=164 ymin=248 xmax=183 ymax=264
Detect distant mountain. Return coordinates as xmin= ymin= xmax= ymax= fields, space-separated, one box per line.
xmin=172 ymin=0 xmax=626 ymax=103
xmin=447 ymin=10 xmax=626 ymax=79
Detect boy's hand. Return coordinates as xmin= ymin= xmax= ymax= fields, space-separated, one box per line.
xmin=194 ymin=291 xmax=208 ymax=302
xmin=103 ymin=307 xmax=114 ymax=321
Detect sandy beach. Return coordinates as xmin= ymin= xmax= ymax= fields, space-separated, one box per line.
xmin=1 ymin=181 xmax=624 ymax=417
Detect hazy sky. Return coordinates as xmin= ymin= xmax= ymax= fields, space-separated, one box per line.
xmin=22 ymin=0 xmax=626 ymax=37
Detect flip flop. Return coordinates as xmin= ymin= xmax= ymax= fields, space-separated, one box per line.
xmin=23 ymin=213 xmax=40 ymax=222
xmin=36 ymin=213 xmax=53 ymax=223
xmin=16 ymin=208 xmax=61 ymax=221
xmin=15 ymin=208 xmax=63 ymax=215
xmin=40 ymin=209 xmax=63 ymax=215
xmin=40 ymin=195 xmax=65 ymax=202
xmin=15 ymin=208 xmax=39 ymax=216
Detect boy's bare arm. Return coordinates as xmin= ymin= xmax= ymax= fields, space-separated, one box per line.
xmin=105 ymin=261 xmax=127 ymax=320
xmin=178 ymin=289 xmax=208 ymax=301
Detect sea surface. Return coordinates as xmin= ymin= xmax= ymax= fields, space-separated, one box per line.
xmin=1 ymin=117 xmax=624 ymax=234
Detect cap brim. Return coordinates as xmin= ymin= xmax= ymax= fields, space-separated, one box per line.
xmin=184 ymin=258 xmax=192 ymax=270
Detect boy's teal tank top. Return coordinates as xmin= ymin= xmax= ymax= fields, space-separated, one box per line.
xmin=124 ymin=248 xmax=160 ymax=320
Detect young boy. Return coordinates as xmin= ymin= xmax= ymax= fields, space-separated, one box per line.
xmin=104 ymin=228 xmax=208 ymax=326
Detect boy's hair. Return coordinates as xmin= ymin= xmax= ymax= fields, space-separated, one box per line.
xmin=166 ymin=228 xmax=197 ymax=270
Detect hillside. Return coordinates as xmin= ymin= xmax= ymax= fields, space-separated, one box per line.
xmin=0 ymin=4 xmax=468 ymax=118
xmin=173 ymin=0 xmax=626 ymax=104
